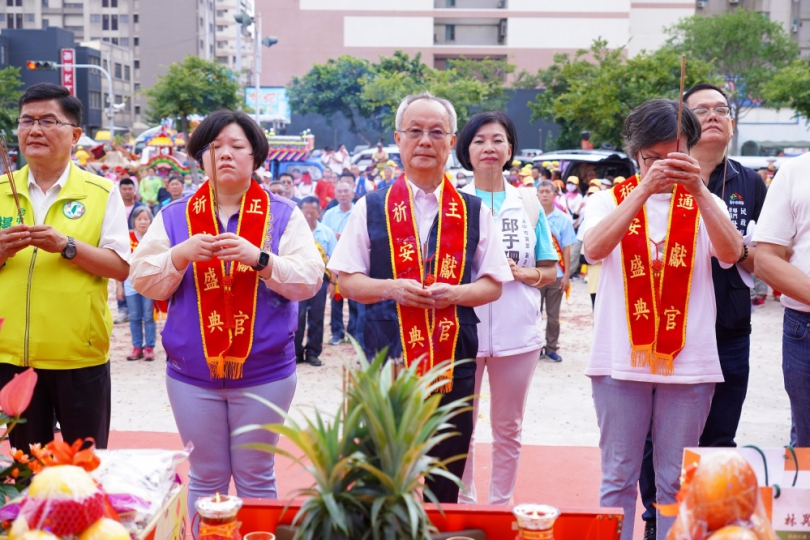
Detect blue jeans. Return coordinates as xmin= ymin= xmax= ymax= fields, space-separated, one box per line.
xmin=295 ymin=281 xmax=328 ymax=359
xmin=166 ymin=373 xmax=297 ymax=522
xmin=126 ymin=294 xmax=155 ymax=348
xmin=783 ymin=308 xmax=810 ymax=446
xmin=591 ymin=376 xmax=714 ymax=540
xmin=330 ymin=297 xmax=365 ymax=349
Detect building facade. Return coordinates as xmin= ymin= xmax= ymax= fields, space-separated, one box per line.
xmin=214 ymin=0 xmax=255 ymax=86
xmin=254 ymin=0 xmax=698 ymax=87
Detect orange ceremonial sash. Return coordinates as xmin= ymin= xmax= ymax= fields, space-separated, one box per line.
xmin=186 ymin=180 xmax=270 ymax=379
xmin=385 ymin=174 xmax=468 ymax=393
xmin=613 ymin=174 xmax=700 ymax=375
xmin=551 ymin=233 xmax=565 ymax=274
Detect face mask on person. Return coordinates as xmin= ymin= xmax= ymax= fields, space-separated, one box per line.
xmin=566 ymin=184 xmax=577 ymax=193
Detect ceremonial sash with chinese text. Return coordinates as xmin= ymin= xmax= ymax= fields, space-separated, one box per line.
xmin=551 ymin=233 xmax=565 ymax=274
xmin=385 ymin=174 xmax=468 ymax=393
xmin=613 ymin=175 xmax=700 ymax=375
xmin=187 ymin=180 xmax=270 ymax=379
xmin=131 ymin=230 xmax=169 ymax=317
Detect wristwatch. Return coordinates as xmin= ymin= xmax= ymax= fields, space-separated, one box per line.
xmin=253 ymin=250 xmax=270 ymax=271
xmin=61 ymin=236 xmax=77 ymax=260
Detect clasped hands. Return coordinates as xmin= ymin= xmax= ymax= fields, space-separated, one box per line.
xmin=387 ymin=279 xmax=461 ymax=310
xmin=174 ymin=232 xmax=260 ymax=268
xmin=0 ymin=224 xmax=69 ymax=258
xmin=641 ymin=152 xmax=705 ymax=196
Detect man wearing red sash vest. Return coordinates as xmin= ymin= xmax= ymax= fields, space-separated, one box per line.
xmin=581 ymin=99 xmax=743 ymax=540
xmin=329 ymin=92 xmax=513 ymax=503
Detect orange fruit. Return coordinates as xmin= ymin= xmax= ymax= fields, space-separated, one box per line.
xmin=708 ymin=525 xmax=758 ymax=540
xmin=666 ymin=515 xmax=706 ymax=540
xmin=749 ymin=514 xmax=777 ymax=540
xmin=684 ymin=451 xmax=758 ymax=531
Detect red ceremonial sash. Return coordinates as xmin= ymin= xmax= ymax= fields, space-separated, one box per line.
xmin=385 ymin=174 xmax=467 ymax=393
xmin=613 ymin=175 xmax=700 ymax=375
xmin=551 ymin=233 xmax=565 ymax=274
xmin=130 ymin=230 xmax=168 ymax=317
xmin=186 ymin=180 xmax=270 ymax=379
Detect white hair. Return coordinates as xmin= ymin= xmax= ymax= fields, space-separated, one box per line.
xmin=394 ymin=91 xmax=458 ymax=134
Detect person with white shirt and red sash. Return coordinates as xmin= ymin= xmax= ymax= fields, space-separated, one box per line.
xmin=328 ymin=92 xmax=512 ymax=504
xmin=581 ymin=99 xmax=743 ymax=540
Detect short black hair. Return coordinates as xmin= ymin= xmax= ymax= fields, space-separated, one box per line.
xmin=622 ymin=99 xmax=701 ymax=158
xmin=119 ymin=178 xmax=135 ymax=187
xmin=299 ymin=196 xmax=320 ymax=208
xmin=167 ymin=176 xmax=183 ymax=186
xmin=278 ymin=172 xmax=294 ymax=181
xmin=683 ymin=83 xmax=729 ymax=107
xmin=187 ymin=109 xmax=269 ymax=172
xmin=456 ymin=111 xmax=518 ymax=172
xmin=19 ymin=83 xmax=82 ymax=126
xmin=339 ymin=172 xmax=356 ymax=182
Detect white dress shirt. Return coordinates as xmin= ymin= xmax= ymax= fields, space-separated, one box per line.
xmin=328 ymin=179 xmax=513 ymax=284
xmin=129 ymin=204 xmax=324 ymax=302
xmin=28 ymin=162 xmax=130 ymax=262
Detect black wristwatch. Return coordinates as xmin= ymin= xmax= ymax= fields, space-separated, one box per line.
xmin=61 ymin=236 xmax=77 ymax=260
xmin=737 ymin=244 xmax=749 ymax=264
xmin=253 ymin=250 xmax=270 ymax=271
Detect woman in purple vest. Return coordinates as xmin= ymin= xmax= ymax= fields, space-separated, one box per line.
xmin=129 ymin=110 xmax=324 ymax=514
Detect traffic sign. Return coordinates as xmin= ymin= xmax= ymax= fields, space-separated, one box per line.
xmin=61 ymin=48 xmax=76 ymax=95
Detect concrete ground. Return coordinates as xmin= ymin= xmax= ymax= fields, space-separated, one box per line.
xmin=109 ymin=278 xmax=792 ymax=447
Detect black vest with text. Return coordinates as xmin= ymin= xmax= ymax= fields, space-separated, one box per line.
xmin=363 ymin=184 xmax=481 ymax=379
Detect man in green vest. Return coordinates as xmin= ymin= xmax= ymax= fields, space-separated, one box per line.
xmin=0 ymin=83 xmax=130 ymax=449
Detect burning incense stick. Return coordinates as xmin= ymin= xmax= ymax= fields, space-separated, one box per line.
xmin=675 ymin=54 xmax=686 ymax=153
xmin=0 ymin=137 xmax=23 ymax=225
xmin=208 ymin=145 xmax=220 ymax=234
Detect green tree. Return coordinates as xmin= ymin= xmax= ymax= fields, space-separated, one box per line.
xmin=361 ymin=53 xmax=510 ymax=133
xmin=665 ymin=10 xmax=798 ymax=152
xmin=287 ymin=55 xmax=378 ymax=143
xmin=288 ymin=52 xmax=513 ymax=141
xmin=763 ymin=57 xmax=810 ymax=122
xmin=0 ymin=67 xmax=23 ymax=140
xmin=529 ymin=39 xmax=716 ymax=150
xmin=145 ymin=55 xmax=241 ymax=142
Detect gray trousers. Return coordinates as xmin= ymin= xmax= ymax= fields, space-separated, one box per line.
xmin=539 ymin=277 xmax=564 ymax=353
xmin=569 ymin=240 xmax=583 ymax=277
xmin=591 ymin=376 xmax=714 ymax=540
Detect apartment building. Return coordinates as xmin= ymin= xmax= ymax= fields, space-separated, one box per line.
xmin=214 ymin=0 xmax=255 ymax=86
xmin=698 ymin=0 xmax=810 ymax=55
xmin=254 ymin=0 xmax=698 ymax=87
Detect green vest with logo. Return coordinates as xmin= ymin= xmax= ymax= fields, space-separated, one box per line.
xmin=0 ymin=164 xmax=114 ymax=369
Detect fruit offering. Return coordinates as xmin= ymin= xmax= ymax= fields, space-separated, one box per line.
xmin=77 ymin=518 xmax=132 ymax=540
xmin=17 ymin=465 xmax=105 ymax=537
xmin=665 ymin=451 xmax=776 ymax=540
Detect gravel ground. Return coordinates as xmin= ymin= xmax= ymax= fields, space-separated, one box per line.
xmin=108 ymin=278 xmax=792 ymax=447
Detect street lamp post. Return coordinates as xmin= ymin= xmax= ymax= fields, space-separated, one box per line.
xmin=258 ymin=32 xmax=279 ymax=126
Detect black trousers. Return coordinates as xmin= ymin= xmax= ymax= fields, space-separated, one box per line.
xmin=0 ymin=362 xmax=112 ymax=449
xmin=294 ymin=281 xmax=328 ymax=359
xmin=424 ymin=374 xmax=475 ymax=504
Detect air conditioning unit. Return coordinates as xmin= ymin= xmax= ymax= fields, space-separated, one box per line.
xmin=696 ymin=0 xmax=706 ymax=8
xmin=793 ymin=24 xmax=799 ymax=33
xmin=497 ymin=18 xmax=507 ymax=43
xmin=729 ymin=0 xmax=740 ymax=4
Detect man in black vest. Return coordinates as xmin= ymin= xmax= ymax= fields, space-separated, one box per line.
xmin=639 ymin=83 xmax=768 ymax=540
xmin=328 ymin=92 xmax=512 ymax=503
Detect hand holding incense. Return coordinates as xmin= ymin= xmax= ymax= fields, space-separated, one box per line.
xmin=208 ymin=145 xmax=220 ymax=235
xmin=0 ymin=137 xmax=24 ymax=225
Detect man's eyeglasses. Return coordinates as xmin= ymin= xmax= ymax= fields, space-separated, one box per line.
xmin=691 ymin=106 xmax=731 ymax=118
xmin=397 ymin=128 xmax=452 ymax=141
xmin=17 ymin=117 xmax=78 ymax=129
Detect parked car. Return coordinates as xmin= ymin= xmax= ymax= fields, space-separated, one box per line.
xmin=533 ymin=149 xmax=637 ymax=189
